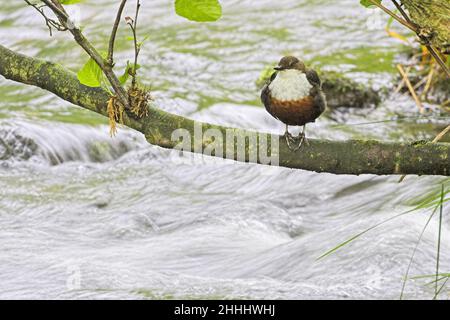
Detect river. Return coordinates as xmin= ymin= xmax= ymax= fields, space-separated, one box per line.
xmin=0 ymin=0 xmax=449 ymax=299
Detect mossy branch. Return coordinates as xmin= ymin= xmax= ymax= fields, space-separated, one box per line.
xmin=1 ymin=44 xmax=449 ymax=176
xmin=401 ymin=0 xmax=450 ymax=55
xmin=369 ymin=0 xmax=449 ymax=77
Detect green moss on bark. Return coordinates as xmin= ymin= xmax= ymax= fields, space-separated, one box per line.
xmin=1 ymin=44 xmax=449 ymax=176
xmin=402 ymin=0 xmax=450 ymax=54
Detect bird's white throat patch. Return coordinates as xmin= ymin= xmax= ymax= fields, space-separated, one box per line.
xmin=268 ymin=69 xmax=312 ymax=101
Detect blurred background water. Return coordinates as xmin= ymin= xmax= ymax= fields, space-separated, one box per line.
xmin=0 ymin=0 xmax=449 ymax=299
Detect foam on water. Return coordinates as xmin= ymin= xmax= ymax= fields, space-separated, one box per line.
xmin=0 ymin=0 xmax=449 ymax=300
xmin=0 ymin=120 xmax=146 ymax=165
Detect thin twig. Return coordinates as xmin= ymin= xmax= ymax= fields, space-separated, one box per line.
xmin=394 ymin=65 xmax=411 ymax=94
xmin=23 ymin=0 xmax=67 ymax=35
xmin=413 ymin=75 xmax=428 ymax=91
xmin=421 ymin=65 xmax=435 ymax=100
xmin=40 ymin=0 xmax=130 ymax=109
xmin=397 ymin=64 xmax=424 ymax=113
xmin=432 ymin=125 xmax=450 ymax=143
xmin=42 ymin=0 xmax=69 ymax=20
xmin=369 ymin=0 xmax=416 ymax=32
xmin=426 ymin=47 xmax=450 ymax=78
xmin=132 ymin=0 xmax=141 ymax=89
xmin=371 ymin=0 xmax=450 ymax=78
xmin=391 ymin=0 xmax=413 ymax=25
xmin=107 ymin=0 xmax=128 ymax=67
xmin=127 ymin=0 xmax=141 ymax=90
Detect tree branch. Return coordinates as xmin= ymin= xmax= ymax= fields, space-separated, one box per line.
xmin=400 ymin=0 xmax=450 ymax=55
xmin=1 ymin=44 xmax=449 ymax=176
xmin=39 ymin=0 xmax=131 ymax=109
xmin=391 ymin=0 xmax=413 ymax=24
xmin=369 ymin=0 xmax=450 ymax=78
xmin=369 ymin=0 xmax=416 ymax=32
xmin=107 ymin=0 xmax=128 ymax=67
xmin=23 ymin=0 xmax=67 ymax=36
xmin=125 ymin=0 xmax=142 ymax=90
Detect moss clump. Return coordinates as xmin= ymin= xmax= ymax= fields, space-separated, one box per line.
xmin=411 ymin=140 xmax=429 ymax=147
xmin=401 ymin=0 xmax=450 ymax=54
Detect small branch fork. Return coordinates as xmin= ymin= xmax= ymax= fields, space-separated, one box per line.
xmin=369 ymin=0 xmax=450 ymax=78
xmin=126 ymin=0 xmax=142 ymax=90
xmin=368 ymin=0 xmax=450 ymax=182
xmin=24 ymin=0 xmax=131 ymax=109
xmin=23 ymin=0 xmax=67 ymax=36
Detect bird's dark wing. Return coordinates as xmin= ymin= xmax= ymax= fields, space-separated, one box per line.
xmin=268 ymin=71 xmax=277 ymax=83
xmin=307 ymin=69 xmax=327 ymax=115
xmin=260 ymin=71 xmax=277 ymax=112
xmin=306 ymin=69 xmax=322 ymax=88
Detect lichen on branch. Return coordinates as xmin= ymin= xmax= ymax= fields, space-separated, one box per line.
xmin=401 ymin=0 xmax=450 ymax=54
xmin=1 ymin=44 xmax=449 ymax=176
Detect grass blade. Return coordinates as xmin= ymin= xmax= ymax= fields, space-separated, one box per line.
xmin=317 ymin=210 xmax=414 ymax=260
xmin=399 ymin=206 xmax=438 ymax=299
xmin=434 ymin=185 xmax=444 ymax=299
xmin=316 ymin=191 xmax=446 ymax=261
xmin=433 ymin=277 xmax=448 ymax=300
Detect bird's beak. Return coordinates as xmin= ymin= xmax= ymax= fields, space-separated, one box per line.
xmin=274 ymin=66 xmax=283 ymax=71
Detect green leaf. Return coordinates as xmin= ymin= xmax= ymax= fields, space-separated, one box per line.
xmin=386 ymin=16 xmax=394 ymax=29
xmin=175 ymin=0 xmax=222 ymax=22
xmin=138 ymin=35 xmax=150 ymax=48
xmin=77 ymin=58 xmax=103 ymax=87
xmin=59 ymin=0 xmax=84 ymax=5
xmin=118 ymin=62 xmax=141 ymax=85
xmin=119 ymin=63 xmax=131 ymax=85
xmin=360 ymin=0 xmax=381 ymax=8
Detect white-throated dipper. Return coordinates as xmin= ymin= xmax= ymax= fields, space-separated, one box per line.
xmin=261 ymin=56 xmax=327 ymax=150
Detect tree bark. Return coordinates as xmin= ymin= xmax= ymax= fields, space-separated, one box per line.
xmin=0 ymin=44 xmax=449 ymax=176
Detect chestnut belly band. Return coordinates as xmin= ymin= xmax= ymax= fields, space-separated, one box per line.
xmin=268 ymin=96 xmax=320 ymax=126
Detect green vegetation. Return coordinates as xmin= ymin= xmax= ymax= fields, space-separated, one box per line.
xmin=309 ymin=47 xmax=396 ymax=74
xmin=319 ymin=181 xmax=449 ymax=299
xmin=175 ymin=0 xmax=222 ymax=22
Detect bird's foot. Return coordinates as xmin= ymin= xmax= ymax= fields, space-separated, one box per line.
xmin=295 ymin=133 xmax=309 ymax=150
xmin=283 ymin=132 xmax=297 ymax=151
xmin=285 ymin=133 xmax=310 ymax=151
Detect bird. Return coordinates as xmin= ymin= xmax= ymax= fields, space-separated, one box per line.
xmin=261 ymin=56 xmax=327 ymax=151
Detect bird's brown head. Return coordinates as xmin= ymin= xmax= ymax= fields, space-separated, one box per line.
xmin=274 ymin=56 xmax=306 ymax=72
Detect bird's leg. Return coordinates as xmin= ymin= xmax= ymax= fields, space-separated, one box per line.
xmin=289 ymin=125 xmax=309 ymax=151
xmin=296 ymin=124 xmax=309 ymax=149
xmin=282 ymin=124 xmax=296 ymax=150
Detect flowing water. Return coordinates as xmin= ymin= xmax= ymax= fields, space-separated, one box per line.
xmin=0 ymin=0 xmax=449 ymax=299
